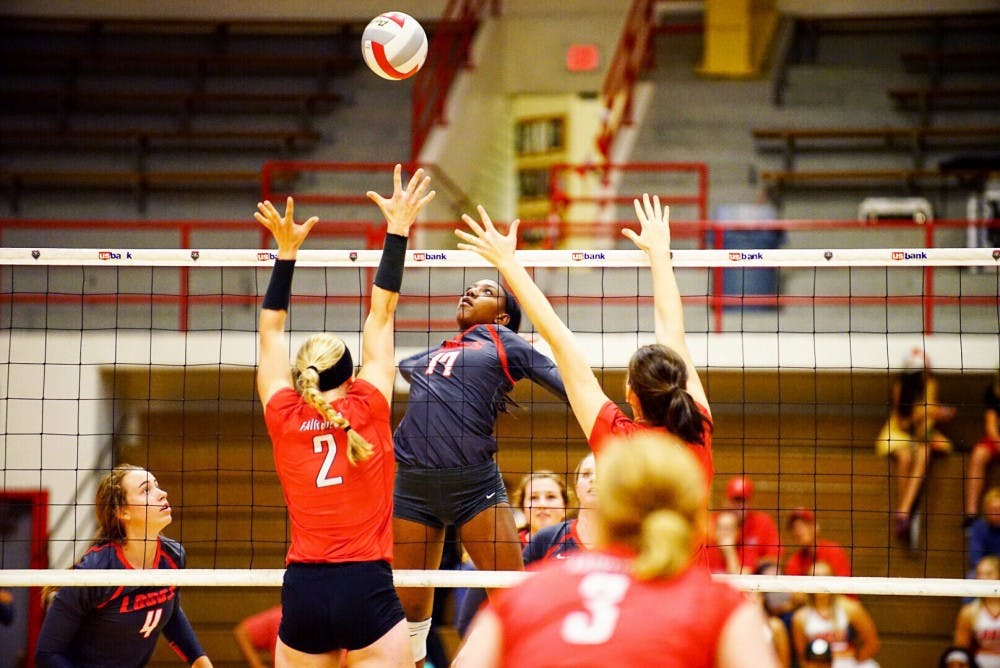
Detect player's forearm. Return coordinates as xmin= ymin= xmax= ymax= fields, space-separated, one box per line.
xmin=648 ymin=254 xmax=686 ymax=348
xmin=496 ymin=261 xmax=573 ymax=349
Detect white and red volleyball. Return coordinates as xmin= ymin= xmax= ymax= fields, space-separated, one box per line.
xmin=361 ymin=12 xmax=428 ymax=80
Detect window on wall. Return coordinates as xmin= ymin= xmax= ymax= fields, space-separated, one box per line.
xmin=515 ymin=116 xmax=565 ymax=155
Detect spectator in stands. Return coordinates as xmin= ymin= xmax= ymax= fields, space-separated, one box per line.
xmin=233 ymin=605 xmax=281 ymax=668
xmin=255 ymin=167 xmax=433 ymax=666
xmin=964 ymin=371 xmax=1000 ymax=526
xmin=510 ymin=469 xmax=569 ymax=546
xmin=454 ymin=432 xmax=779 ymax=668
xmin=874 ymin=347 xmax=955 ymax=544
xmin=968 ymin=486 xmax=1000 ymax=573
xmin=455 ymin=196 xmax=714 ymax=567
xmin=708 ymin=475 xmax=780 ymax=574
xmin=456 ymin=457 xmax=588 ymax=637
xmin=522 ymin=453 xmax=598 ymax=565
xmin=35 ymin=465 xmax=212 ymax=668
xmin=948 ymin=555 xmax=1000 ymax=667
xmin=782 ymin=508 xmax=851 ymax=578
xmin=749 ymin=588 xmax=791 ymax=668
xmin=0 ymin=588 xmax=12 ymax=627
xmin=790 ymin=561 xmax=880 ymax=668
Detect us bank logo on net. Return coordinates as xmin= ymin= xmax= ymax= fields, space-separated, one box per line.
xmin=728 ymin=251 xmax=763 ymax=261
xmin=99 ymin=251 xmax=132 ymax=260
xmin=891 ymin=251 xmax=928 ymax=261
xmin=412 ymin=252 xmax=446 ymax=262
xmin=257 ymin=252 xmax=277 ymax=262
xmin=571 ymin=252 xmax=606 ymax=261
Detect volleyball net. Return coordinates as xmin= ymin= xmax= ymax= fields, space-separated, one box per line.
xmin=0 ymin=245 xmax=998 ymax=601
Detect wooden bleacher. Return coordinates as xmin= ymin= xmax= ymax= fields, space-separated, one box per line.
xmin=752 ymin=125 xmax=1000 ymax=170
xmin=0 ymin=16 xmax=361 ymax=214
xmin=120 ymin=365 xmax=986 ymax=667
xmin=889 ymin=85 xmax=1000 ymax=125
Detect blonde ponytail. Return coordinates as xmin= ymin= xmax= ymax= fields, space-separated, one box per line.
xmin=597 ymin=432 xmax=705 ymax=580
xmin=294 ymin=334 xmax=374 ymax=464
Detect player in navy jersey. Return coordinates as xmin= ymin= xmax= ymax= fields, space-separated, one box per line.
xmin=392 ymin=275 xmax=567 ymax=665
xmin=256 ymin=165 xmax=433 ymax=667
xmin=457 ymin=196 xmax=714 ymax=567
xmin=522 ymin=453 xmax=599 ymax=565
xmin=36 ymin=464 xmax=211 ymax=668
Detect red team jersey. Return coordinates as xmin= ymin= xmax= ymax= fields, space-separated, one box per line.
xmin=490 ymin=549 xmax=746 ymax=668
xmin=588 ymin=400 xmax=714 ymax=567
xmin=264 ymin=380 xmax=395 ymax=564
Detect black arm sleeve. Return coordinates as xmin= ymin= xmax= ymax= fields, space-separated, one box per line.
xmin=163 ymin=603 xmax=206 ymax=665
xmin=35 ymin=590 xmax=85 ymax=668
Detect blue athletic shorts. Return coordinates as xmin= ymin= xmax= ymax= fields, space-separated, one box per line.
xmin=393 ymin=459 xmax=508 ymax=528
xmin=278 ymin=560 xmax=404 ymax=653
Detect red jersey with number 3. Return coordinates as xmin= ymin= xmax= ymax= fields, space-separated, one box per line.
xmin=265 ymin=381 xmax=395 ymax=564
xmin=490 ymin=550 xmax=747 ymax=667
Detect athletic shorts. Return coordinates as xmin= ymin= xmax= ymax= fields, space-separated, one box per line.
xmin=278 ymin=560 xmax=404 ymax=654
xmin=393 ymin=459 xmax=508 ymax=528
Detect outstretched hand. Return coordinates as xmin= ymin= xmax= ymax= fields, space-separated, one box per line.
xmin=455 ymin=205 xmax=520 ymax=270
xmin=254 ymin=197 xmax=319 ymax=258
xmin=622 ymin=193 xmax=671 ymax=256
xmin=366 ymin=163 xmax=435 ymax=237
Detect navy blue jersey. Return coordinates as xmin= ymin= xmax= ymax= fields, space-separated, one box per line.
xmin=36 ymin=537 xmax=205 ymax=668
xmin=522 ymin=520 xmax=584 ymax=566
xmin=395 ymin=324 xmax=566 ymax=467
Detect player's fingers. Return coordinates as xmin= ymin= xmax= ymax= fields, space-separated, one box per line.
xmin=301 ymin=216 xmax=320 ymax=235
xmin=477 ymin=205 xmax=497 ymax=233
xmin=406 ymin=168 xmax=424 ymax=195
xmin=507 ymin=219 xmax=520 ymax=240
xmin=392 ymin=163 xmax=403 ymax=193
xmin=285 ymin=196 xmax=296 ymax=223
xmin=621 ymin=228 xmax=639 ymax=244
xmin=461 ymin=213 xmax=485 ymax=236
xmin=633 ymin=198 xmax=647 ymax=225
xmin=418 ymin=189 xmax=437 ymax=207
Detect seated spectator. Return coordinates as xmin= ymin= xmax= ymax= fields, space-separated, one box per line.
xmin=749 ymin=587 xmax=791 ymax=668
xmin=968 ymin=487 xmax=1000 ymax=573
xmin=948 ymin=555 xmax=1000 ymax=667
xmin=874 ymin=347 xmax=955 ymax=546
xmin=510 ymin=469 xmax=569 ymax=547
xmin=522 ymin=453 xmax=598 ymax=565
xmin=965 ymin=371 xmax=1000 ymax=526
xmin=708 ymin=475 xmax=780 ymax=574
xmin=0 ymin=588 xmax=12 ymax=627
xmin=791 ymin=562 xmax=880 ymax=668
xmin=782 ymin=508 xmax=851 ymax=578
xmin=456 ymin=464 xmax=578 ymax=637
xmin=233 ymin=605 xmax=281 ymax=668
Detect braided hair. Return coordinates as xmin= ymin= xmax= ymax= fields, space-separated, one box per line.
xmin=293 ymin=333 xmax=373 ymax=464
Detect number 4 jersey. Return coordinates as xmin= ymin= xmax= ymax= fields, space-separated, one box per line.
xmin=489 ymin=549 xmax=747 ymax=667
xmin=35 ymin=538 xmax=205 ymax=668
xmin=265 ymin=380 xmax=395 ymax=565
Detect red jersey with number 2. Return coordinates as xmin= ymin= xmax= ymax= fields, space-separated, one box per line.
xmin=265 ymin=381 xmax=395 ymax=565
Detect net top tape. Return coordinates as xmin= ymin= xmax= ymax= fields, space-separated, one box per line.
xmin=1 ymin=568 xmax=998 ymax=598
xmin=1 ymin=247 xmax=997 ymax=268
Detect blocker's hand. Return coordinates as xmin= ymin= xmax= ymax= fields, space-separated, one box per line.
xmin=455 ymin=205 xmax=520 ymax=270
xmin=622 ymin=193 xmax=671 ymax=256
xmin=254 ymin=197 xmax=318 ymax=258
xmin=366 ymin=163 xmax=435 ymax=237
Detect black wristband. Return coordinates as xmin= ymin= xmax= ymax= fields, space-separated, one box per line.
xmin=262 ymin=259 xmax=295 ymax=310
xmin=374 ymin=233 xmax=408 ymax=293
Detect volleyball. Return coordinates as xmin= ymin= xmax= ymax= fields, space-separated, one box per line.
xmin=361 ymin=12 xmax=428 ymax=80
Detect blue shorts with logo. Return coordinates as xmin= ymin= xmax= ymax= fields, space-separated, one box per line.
xmin=393 ymin=459 xmax=508 ymax=528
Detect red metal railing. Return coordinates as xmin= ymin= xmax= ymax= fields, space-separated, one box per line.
xmin=411 ymin=0 xmax=498 ymax=160
xmin=596 ymin=0 xmax=655 ymax=160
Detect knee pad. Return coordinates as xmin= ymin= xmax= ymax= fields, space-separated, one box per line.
xmin=407 ymin=618 xmax=432 ymax=662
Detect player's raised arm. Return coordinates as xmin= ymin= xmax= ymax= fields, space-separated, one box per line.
xmin=623 ymin=194 xmax=709 ymax=414
xmin=456 ymin=206 xmax=609 ymax=439
xmin=254 ymin=197 xmax=319 ymax=408
xmin=359 ymin=163 xmax=435 ymax=402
